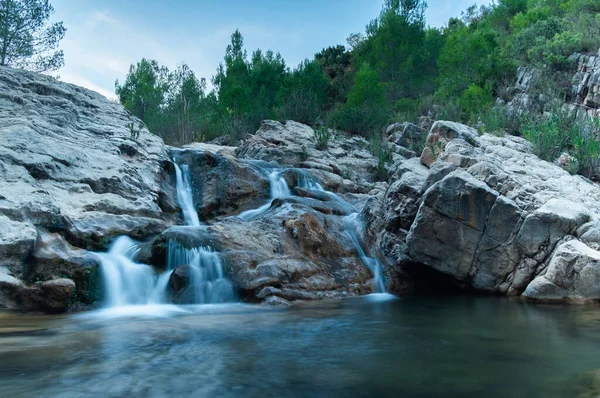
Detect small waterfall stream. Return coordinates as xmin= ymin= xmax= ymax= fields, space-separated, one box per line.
xmin=343 ymin=213 xmax=386 ymax=293
xmin=95 ymin=157 xmax=234 ymax=308
xmin=238 ymin=169 xmax=290 ymax=220
xmin=239 ymin=166 xmax=386 ymax=293
xmin=173 ymin=163 xmax=201 ymax=226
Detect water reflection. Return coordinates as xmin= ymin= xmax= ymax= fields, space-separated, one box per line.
xmin=1 ymin=297 xmax=600 ymax=397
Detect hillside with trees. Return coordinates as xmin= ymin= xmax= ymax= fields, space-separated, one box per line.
xmin=116 ymin=0 xmax=600 ymax=176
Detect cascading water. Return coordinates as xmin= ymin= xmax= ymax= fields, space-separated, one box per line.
xmin=164 ymin=240 xmax=234 ymax=303
xmin=154 ymin=158 xmax=234 ymax=304
xmin=173 ymin=162 xmax=201 ymax=227
xmin=95 ymin=158 xmax=234 ymax=308
xmin=238 ymin=169 xmax=290 ymax=220
xmin=343 ymin=213 xmax=386 ymax=293
xmin=295 ymin=170 xmax=385 ymax=293
xmin=295 ymin=170 xmax=357 ymax=215
xmin=95 ymin=236 xmax=159 ymax=307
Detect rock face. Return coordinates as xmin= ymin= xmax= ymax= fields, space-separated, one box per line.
xmin=506 ymin=48 xmax=600 ymax=119
xmin=5 ymin=64 xmax=600 ymax=310
xmin=151 ymin=194 xmax=375 ymax=303
xmin=0 ymin=66 xmax=176 ymax=311
xmin=570 ymin=48 xmax=600 ymax=118
xmin=236 ymin=120 xmax=381 ymax=194
xmin=368 ymin=119 xmax=600 ymax=302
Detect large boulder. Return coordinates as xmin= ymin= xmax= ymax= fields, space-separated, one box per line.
xmin=522 ymin=240 xmax=600 ymax=303
xmin=366 ymin=120 xmax=600 ymax=302
xmin=151 ymin=194 xmax=375 ymax=303
xmin=0 ymin=66 xmax=179 ymax=311
xmin=236 ymin=120 xmax=381 ymax=193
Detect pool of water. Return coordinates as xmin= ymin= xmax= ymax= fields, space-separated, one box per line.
xmin=2 ymin=295 xmax=600 ymax=397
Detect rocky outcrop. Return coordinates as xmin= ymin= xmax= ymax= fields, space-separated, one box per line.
xmin=506 ymin=48 xmax=600 ymax=119
xmin=151 ymin=195 xmax=374 ymax=303
xmin=369 ymin=119 xmax=600 ymax=303
xmin=570 ymin=48 xmax=600 ymax=118
xmin=0 ymin=66 xmax=177 ymax=311
xmin=236 ymin=120 xmax=381 ymax=194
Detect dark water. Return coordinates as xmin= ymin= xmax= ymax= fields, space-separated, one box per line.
xmin=2 ymin=295 xmax=600 ymax=397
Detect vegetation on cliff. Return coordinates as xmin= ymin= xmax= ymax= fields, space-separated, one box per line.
xmin=108 ymin=0 xmax=599 ymax=175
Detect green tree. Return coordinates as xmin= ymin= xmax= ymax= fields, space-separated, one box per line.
xmin=315 ymin=45 xmax=354 ymax=107
xmin=356 ymin=0 xmax=430 ymax=100
xmin=115 ymin=58 xmax=169 ymax=130
xmin=166 ymin=63 xmax=206 ymax=145
xmin=0 ymin=0 xmax=66 ymax=72
xmin=331 ymin=62 xmax=389 ymax=136
xmin=279 ymin=59 xmax=329 ymax=125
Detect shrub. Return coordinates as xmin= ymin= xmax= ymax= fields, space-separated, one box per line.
xmin=328 ymin=102 xmax=389 ymax=137
xmin=573 ymin=116 xmax=600 ymax=179
xmin=220 ymin=111 xmax=254 ymax=143
xmin=460 ymin=84 xmax=493 ymax=119
xmin=278 ymin=87 xmax=322 ymax=125
xmin=521 ymin=112 xmax=600 ymax=179
xmin=437 ymin=99 xmax=463 ymax=122
xmin=481 ymin=105 xmax=522 ymax=135
xmin=521 ymin=112 xmax=572 ymax=161
xmin=370 ymin=136 xmax=393 ymax=181
xmin=314 ymin=126 xmax=333 ymax=150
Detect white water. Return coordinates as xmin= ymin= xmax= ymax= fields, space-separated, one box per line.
xmin=344 ymin=213 xmax=386 ymax=293
xmin=95 ymin=236 xmax=160 ymax=307
xmin=174 ymin=162 xmax=201 ymax=226
xmin=238 ymin=170 xmax=290 ymax=220
xmin=96 ymin=158 xmax=234 ymax=308
xmin=295 ymin=170 xmax=385 ymax=292
xmin=295 ymin=170 xmax=357 ymax=214
xmin=162 ymin=240 xmax=234 ymax=304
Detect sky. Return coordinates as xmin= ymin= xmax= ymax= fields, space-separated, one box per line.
xmin=51 ymin=0 xmax=493 ymax=99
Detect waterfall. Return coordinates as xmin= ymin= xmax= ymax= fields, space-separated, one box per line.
xmin=343 ymin=213 xmax=386 ymax=293
xmin=96 ymin=158 xmax=235 ymax=308
xmin=174 ymin=162 xmax=201 ymax=226
xmin=295 ymin=170 xmax=385 ymax=293
xmin=295 ymin=170 xmax=356 ymax=215
xmin=238 ymin=170 xmax=290 ymax=220
xmin=95 ymin=236 xmax=158 ymax=307
xmin=164 ymin=240 xmax=234 ymax=304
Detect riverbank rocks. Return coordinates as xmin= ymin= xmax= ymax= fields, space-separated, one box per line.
xmin=0 ymin=270 xmax=75 ymax=313
xmin=151 ymin=194 xmax=374 ymax=303
xmin=367 ymin=119 xmax=600 ymax=302
xmin=236 ymin=120 xmax=380 ymax=193
xmin=0 ymin=66 xmax=179 ymax=311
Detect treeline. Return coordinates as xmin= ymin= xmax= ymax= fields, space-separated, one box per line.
xmin=116 ymin=0 xmax=600 ymax=147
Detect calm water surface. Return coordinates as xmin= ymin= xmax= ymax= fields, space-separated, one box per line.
xmin=2 ymin=295 xmax=600 ymax=397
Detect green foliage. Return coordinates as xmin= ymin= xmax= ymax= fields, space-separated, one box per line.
xmin=481 ymin=105 xmax=522 ymax=135
xmin=459 ymin=84 xmax=493 ymax=119
xmin=521 ymin=112 xmax=572 ymax=161
xmin=313 ymin=126 xmax=332 ymax=150
xmin=116 ymin=58 xmax=169 ymax=128
xmin=315 ymin=45 xmax=354 ymax=108
xmin=370 ymin=135 xmax=394 ymax=181
xmin=356 ymin=0 xmax=434 ymax=100
xmin=0 ymin=0 xmax=66 ymax=72
xmin=521 ymin=112 xmax=600 ymax=178
xmin=279 ymin=59 xmax=328 ymax=125
xmin=330 ymin=63 xmax=389 ymax=137
xmin=573 ymin=116 xmax=600 ymax=178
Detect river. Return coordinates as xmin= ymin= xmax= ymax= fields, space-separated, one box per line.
xmin=2 ymin=296 xmax=600 ymax=397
